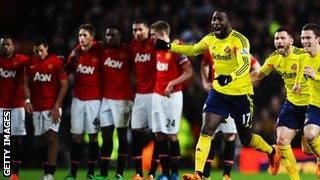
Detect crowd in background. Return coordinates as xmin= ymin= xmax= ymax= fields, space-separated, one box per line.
xmin=1 ymin=0 xmax=320 ymax=168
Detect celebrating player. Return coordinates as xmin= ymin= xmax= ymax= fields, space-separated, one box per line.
xmin=155 ymin=10 xmax=281 ymax=180
xmin=201 ymin=51 xmax=260 ymax=180
xmin=252 ymin=27 xmax=309 ymax=180
xmin=298 ymin=23 xmax=320 ymax=178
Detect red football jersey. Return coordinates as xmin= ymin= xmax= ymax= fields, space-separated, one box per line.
xmin=202 ymin=50 xmax=257 ymax=82
xmin=130 ymin=38 xmax=157 ymax=94
xmin=155 ymin=50 xmax=189 ymax=95
xmin=102 ymin=44 xmax=133 ymax=100
xmin=26 ymin=54 xmax=67 ymax=111
xmin=67 ymin=43 xmax=103 ymax=100
xmin=0 ymin=54 xmax=28 ymax=108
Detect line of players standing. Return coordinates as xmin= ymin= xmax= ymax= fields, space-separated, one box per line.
xmin=0 ymin=19 xmax=193 ymax=180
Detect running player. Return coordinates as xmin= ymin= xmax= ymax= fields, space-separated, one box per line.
xmin=155 ymin=10 xmax=281 ymax=180
xmin=201 ymin=51 xmax=260 ymax=180
xmin=252 ymin=27 xmax=309 ymax=180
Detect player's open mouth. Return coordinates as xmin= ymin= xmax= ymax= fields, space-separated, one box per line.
xmin=213 ymin=26 xmax=221 ymax=33
xmin=277 ymin=45 xmax=284 ymax=49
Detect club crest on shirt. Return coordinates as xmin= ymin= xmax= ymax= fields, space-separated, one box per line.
xmin=47 ymin=64 xmax=53 ymax=70
xmin=224 ymin=46 xmax=231 ymax=54
xmin=119 ymin=52 xmax=125 ymax=58
xmin=12 ymin=60 xmax=19 ymax=67
xmin=145 ymin=44 xmax=151 ymax=51
xmin=165 ymin=52 xmax=172 ymax=60
xmin=91 ymin=57 xmax=98 ymax=62
xmin=291 ymin=63 xmax=297 ymax=70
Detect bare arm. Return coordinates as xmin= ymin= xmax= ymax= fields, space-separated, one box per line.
xmin=51 ymin=78 xmax=68 ymax=123
xmin=251 ymin=71 xmax=267 ymax=83
xmin=200 ymin=60 xmax=212 ymax=91
xmin=164 ymin=61 xmax=193 ymax=97
xmin=23 ymin=75 xmax=33 ymax=113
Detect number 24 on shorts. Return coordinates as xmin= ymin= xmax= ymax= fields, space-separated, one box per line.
xmin=166 ymin=119 xmax=175 ymax=128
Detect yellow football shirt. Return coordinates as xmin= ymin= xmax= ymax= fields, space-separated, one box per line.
xmin=171 ymin=30 xmax=252 ymax=95
xmin=260 ymin=47 xmax=309 ymax=106
xmin=298 ymin=52 xmax=320 ymax=108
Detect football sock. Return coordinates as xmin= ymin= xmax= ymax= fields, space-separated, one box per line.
xmin=117 ymin=129 xmax=128 ymax=176
xmin=195 ymin=134 xmax=212 ymax=173
xmin=203 ymin=138 xmax=215 ymax=178
xmin=100 ymin=138 xmax=113 ymax=176
xmin=148 ymin=137 xmax=159 ymax=176
xmin=158 ymin=140 xmax=170 ymax=176
xmin=279 ymin=145 xmax=299 ymax=180
xmin=249 ymin=133 xmax=273 ymax=155
xmin=88 ymin=141 xmax=99 ymax=176
xmin=170 ymin=140 xmax=180 ymax=175
xmin=70 ymin=142 xmax=82 ymax=177
xmin=309 ymin=135 xmax=320 ymax=158
xmin=223 ymin=140 xmax=235 ymax=176
xmin=132 ymin=131 xmax=143 ymax=176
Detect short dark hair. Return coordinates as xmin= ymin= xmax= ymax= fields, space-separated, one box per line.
xmin=150 ymin=20 xmax=170 ymax=35
xmin=32 ymin=37 xmax=48 ymax=47
xmin=213 ymin=8 xmax=231 ymax=21
xmin=275 ymin=27 xmax=294 ymax=37
xmin=105 ymin=24 xmax=121 ymax=32
xmin=0 ymin=34 xmax=15 ymax=43
xmin=78 ymin=23 xmax=96 ymax=37
xmin=133 ymin=19 xmax=148 ymax=27
xmin=302 ymin=23 xmax=320 ymax=37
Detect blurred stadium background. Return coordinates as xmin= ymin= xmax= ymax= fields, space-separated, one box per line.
xmin=1 ymin=0 xmax=320 ymax=179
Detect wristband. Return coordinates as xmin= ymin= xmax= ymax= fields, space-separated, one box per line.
xmin=25 ymin=98 xmax=31 ymax=103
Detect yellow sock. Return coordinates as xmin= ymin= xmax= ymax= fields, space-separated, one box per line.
xmin=249 ymin=133 xmax=273 ymax=155
xmin=279 ymin=145 xmax=300 ymax=180
xmin=195 ymin=134 xmax=213 ymax=172
xmin=309 ymin=135 xmax=320 ymax=158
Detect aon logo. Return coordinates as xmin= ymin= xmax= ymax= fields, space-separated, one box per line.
xmin=0 ymin=68 xmax=16 ymax=78
xmin=33 ymin=72 xmax=52 ymax=82
xmin=104 ymin=57 xmax=123 ymax=69
xmin=135 ymin=53 xmax=151 ymax=62
xmin=157 ymin=61 xmax=168 ymax=71
xmin=76 ymin=64 xmax=95 ymax=74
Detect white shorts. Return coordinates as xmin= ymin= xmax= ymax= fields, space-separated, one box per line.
xmin=215 ymin=115 xmax=237 ymax=134
xmin=99 ymin=98 xmax=133 ymax=128
xmin=151 ymin=91 xmax=183 ymax=134
xmin=33 ymin=109 xmax=62 ymax=136
xmin=71 ymin=97 xmax=101 ymax=134
xmin=0 ymin=107 xmax=26 ymax=136
xmin=131 ymin=93 xmax=153 ymax=129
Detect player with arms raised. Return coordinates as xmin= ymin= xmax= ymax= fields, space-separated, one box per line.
xmin=155 ymin=10 xmax=280 ymax=180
